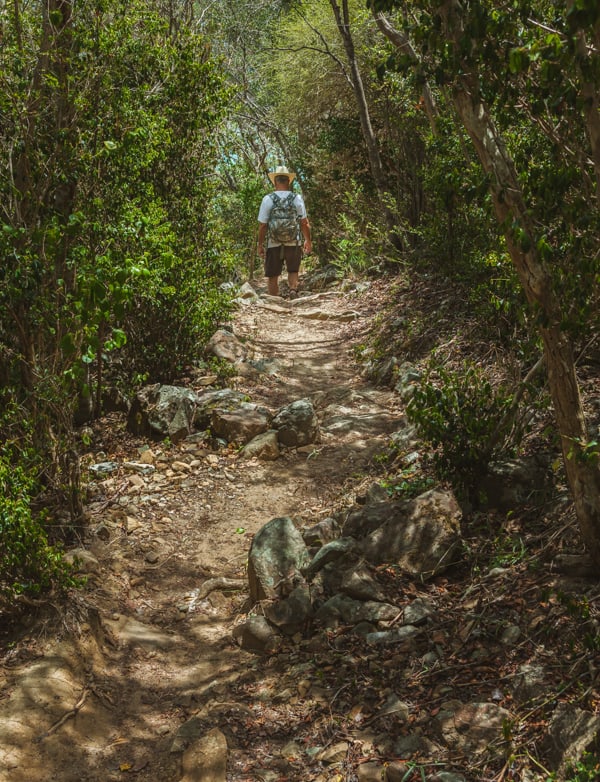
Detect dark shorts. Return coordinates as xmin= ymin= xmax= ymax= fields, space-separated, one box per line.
xmin=264 ymin=245 xmax=302 ymax=277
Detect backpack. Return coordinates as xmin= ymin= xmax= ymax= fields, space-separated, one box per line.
xmin=268 ymin=193 xmax=300 ymax=244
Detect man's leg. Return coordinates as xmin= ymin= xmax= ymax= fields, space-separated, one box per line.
xmin=287 ymin=271 xmax=299 ymax=292
xmin=265 ymin=247 xmax=283 ymax=296
xmin=286 ymin=246 xmax=302 ymax=294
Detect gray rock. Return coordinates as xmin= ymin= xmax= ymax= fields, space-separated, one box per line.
xmin=194 ymin=389 xmax=249 ymax=430
xmin=480 ymin=455 xmax=553 ymax=511
xmin=205 ymin=329 xmax=246 ymax=364
xmin=434 ymin=700 xmax=512 ymax=756
xmin=342 ymin=499 xmax=408 ymax=539
xmin=272 ymin=398 xmax=319 ymax=447
xmin=544 ymin=703 xmax=600 ymax=773
xmin=512 ymin=663 xmax=546 ymax=703
xmin=180 ymin=727 xmax=228 ymax=782
xmin=303 ymin=538 xmax=356 ymax=581
xmin=128 ymin=384 xmax=198 ymax=443
xmin=361 ymin=489 xmax=463 ymax=579
xmin=339 ymin=563 xmax=387 ymax=602
xmin=365 ymin=625 xmax=420 ymax=648
xmin=314 ymin=594 xmax=399 ymax=629
xmin=210 ymin=402 xmax=271 ymax=445
xmin=247 ymin=516 xmax=311 ymax=602
xmin=232 ymin=615 xmax=281 ymax=655
xmin=403 ymin=597 xmax=435 ymax=626
xmin=301 ymin=518 xmax=340 ymax=546
xmin=264 ymin=584 xmax=313 ymax=636
xmin=240 ymin=430 xmax=280 ymax=461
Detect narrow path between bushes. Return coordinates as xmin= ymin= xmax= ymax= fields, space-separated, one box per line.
xmin=0 ymin=278 xmax=403 ymax=782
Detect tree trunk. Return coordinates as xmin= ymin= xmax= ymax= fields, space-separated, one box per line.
xmin=329 ymin=0 xmax=402 ymax=248
xmin=451 ymin=75 xmax=600 ymax=565
xmin=372 ymin=12 xmax=439 ymax=135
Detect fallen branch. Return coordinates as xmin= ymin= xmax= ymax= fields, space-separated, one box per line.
xmin=36 ymin=687 xmax=90 ymax=742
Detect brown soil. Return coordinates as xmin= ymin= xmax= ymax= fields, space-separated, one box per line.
xmin=2 ymin=274 xmax=599 ymax=782
xmin=0 ymin=279 xmax=400 ymax=782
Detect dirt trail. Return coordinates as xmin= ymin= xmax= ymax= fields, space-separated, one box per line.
xmin=0 ymin=280 xmax=403 ymax=782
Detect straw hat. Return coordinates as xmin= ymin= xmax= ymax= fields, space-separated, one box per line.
xmin=268 ymin=165 xmax=296 ymax=185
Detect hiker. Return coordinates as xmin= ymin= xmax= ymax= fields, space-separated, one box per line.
xmin=257 ymin=165 xmax=312 ymax=298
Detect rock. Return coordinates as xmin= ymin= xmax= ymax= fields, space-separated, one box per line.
xmin=342 ymin=499 xmax=408 ymax=539
xmin=301 ymin=517 xmax=340 ymax=546
xmin=339 ymin=563 xmax=387 ymax=602
xmin=210 ymin=402 xmax=271 ymax=445
xmin=361 ymin=489 xmax=463 ymax=580
xmin=303 ymin=538 xmax=356 ymax=581
xmin=264 ymin=584 xmax=313 ymax=636
xmin=237 ymin=282 xmax=260 ymax=301
xmin=385 ymin=761 xmax=413 ymax=782
xmin=434 ymin=700 xmax=512 ymax=756
xmin=357 ymin=761 xmax=385 ymax=782
xmin=180 ymin=727 xmax=228 ymax=782
xmin=302 ymin=264 xmax=340 ymax=290
xmin=232 ymin=615 xmax=281 ymax=655
xmin=194 ymin=389 xmax=249 ymax=430
xmin=205 ymin=329 xmax=246 ymax=364
xmin=544 ymin=703 xmax=600 ymax=774
xmin=377 ymin=694 xmax=410 ymax=721
xmin=89 ymin=461 xmax=119 ymax=477
xmin=393 ymin=363 xmax=422 ymax=401
xmin=403 ymin=597 xmax=435 ymax=626
xmin=365 ymin=626 xmax=420 ymax=648
xmin=479 ymin=455 xmax=553 ymax=511
xmin=298 ymin=308 xmax=359 ymax=322
xmin=247 ymin=517 xmax=311 ymax=602
xmin=512 ymin=663 xmax=546 ymax=703
xmin=392 ymin=732 xmax=441 ymax=759
xmin=272 ymin=398 xmax=319 ymax=447
xmin=314 ymin=594 xmax=399 ymax=629
xmin=171 ymin=716 xmax=205 ymax=753
xmin=240 ymin=430 xmax=280 ymax=460
xmin=128 ymin=384 xmax=198 ymax=443
xmin=317 ymin=741 xmax=348 ymax=764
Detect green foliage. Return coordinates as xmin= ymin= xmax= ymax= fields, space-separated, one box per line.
xmin=546 ymin=753 xmax=600 ymax=782
xmin=407 ymin=360 xmax=514 ymax=494
xmin=378 ymin=466 xmax=435 ymax=499
xmin=0 ymin=455 xmax=77 ymax=600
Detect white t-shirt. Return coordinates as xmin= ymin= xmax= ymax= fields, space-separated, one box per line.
xmin=258 ymin=191 xmax=307 ymax=247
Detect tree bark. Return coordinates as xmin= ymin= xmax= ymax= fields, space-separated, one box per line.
xmin=328 ymin=0 xmax=402 ymax=248
xmin=372 ymin=12 xmax=439 ymax=135
xmin=450 ymin=64 xmax=600 ymax=564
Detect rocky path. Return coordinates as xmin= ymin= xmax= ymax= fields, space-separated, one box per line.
xmin=0 ymin=280 xmax=403 ymax=782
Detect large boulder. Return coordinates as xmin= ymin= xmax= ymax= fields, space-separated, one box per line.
xmin=193 ymin=389 xmax=249 ymax=430
xmin=479 ymin=456 xmax=553 ymax=511
xmin=205 ymin=329 xmax=246 ymax=364
xmin=210 ymin=402 xmax=272 ymax=445
xmin=272 ymin=398 xmax=319 ymax=447
xmin=239 ymin=431 xmax=280 ymax=461
xmin=361 ymin=489 xmax=462 ymax=580
xmin=127 ymin=384 xmax=198 ymax=443
xmin=247 ymin=516 xmax=311 ymax=603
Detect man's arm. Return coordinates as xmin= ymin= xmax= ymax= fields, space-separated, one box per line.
xmin=257 ymin=222 xmax=268 ymax=259
xmin=299 ymin=217 xmax=312 ymax=255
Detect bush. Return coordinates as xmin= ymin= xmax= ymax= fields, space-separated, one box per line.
xmin=407 ymin=360 xmax=515 ymax=497
xmin=0 ymin=455 xmax=75 ymax=601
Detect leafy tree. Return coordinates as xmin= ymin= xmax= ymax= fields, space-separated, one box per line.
xmin=371 ymin=0 xmax=600 ymax=562
xmin=0 ymin=0 xmax=233 ymax=594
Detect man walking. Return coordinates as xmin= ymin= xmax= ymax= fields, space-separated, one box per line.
xmin=257 ymin=166 xmax=312 ymax=298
